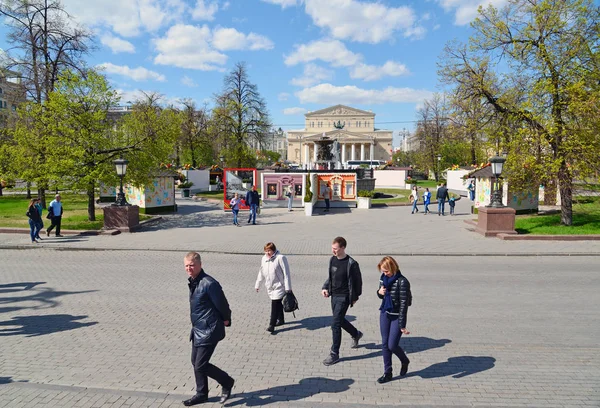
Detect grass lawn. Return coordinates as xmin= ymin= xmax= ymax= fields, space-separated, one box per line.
xmin=409 ymin=179 xmax=440 ymax=189
xmin=193 ymin=190 xmax=225 ymax=199
xmin=372 ymin=188 xmax=411 ymax=204
xmin=0 ymin=193 xmax=152 ymax=230
xmin=515 ymin=196 xmax=600 ymax=235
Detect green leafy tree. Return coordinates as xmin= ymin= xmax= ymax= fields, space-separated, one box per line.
xmin=177 ymin=99 xmax=213 ymax=168
xmin=439 ymin=0 xmax=600 ymax=225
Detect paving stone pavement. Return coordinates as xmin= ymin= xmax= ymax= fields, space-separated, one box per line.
xmin=1 ymin=197 xmax=599 ymax=256
xmin=0 ymin=249 xmax=599 ymax=407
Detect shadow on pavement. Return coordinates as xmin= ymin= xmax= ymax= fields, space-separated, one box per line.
xmin=359 ymin=336 xmax=451 ymax=355
xmin=0 ymin=377 xmax=13 ymax=384
xmin=0 ymin=314 xmax=97 ymax=337
xmin=225 ymin=377 xmax=354 ymax=407
xmin=405 ymin=356 xmax=496 ymax=380
xmin=274 ymin=315 xmax=356 ymax=333
xmin=0 ymin=282 xmax=97 ymax=313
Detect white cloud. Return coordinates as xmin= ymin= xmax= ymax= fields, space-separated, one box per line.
xmin=261 ymin=0 xmax=300 ymax=8
xmin=98 ymin=62 xmax=166 ymax=82
xmin=192 ymin=0 xmax=219 ymax=21
xmin=154 ymin=24 xmax=227 ymax=70
xmin=62 ymin=0 xmax=178 ymax=37
xmin=436 ymin=0 xmax=509 ymax=26
xmin=278 ymin=92 xmax=290 ymax=101
xmin=284 ymin=107 xmax=307 ymax=115
xmin=100 ymin=34 xmax=135 ymax=53
xmin=290 ymin=63 xmax=333 ymax=87
xmin=349 ymin=61 xmax=409 ymax=81
xmin=115 ymin=89 xmax=187 ymax=108
xmin=181 ymin=76 xmax=198 ymax=87
xmin=284 ymin=39 xmax=361 ymax=67
xmin=212 ymin=27 xmax=274 ymax=51
xmin=295 ymin=83 xmax=433 ymax=105
xmin=304 ymin=0 xmax=425 ymax=43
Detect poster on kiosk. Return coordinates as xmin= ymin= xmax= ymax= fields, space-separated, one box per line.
xmin=223 ymin=168 xmax=258 ymax=211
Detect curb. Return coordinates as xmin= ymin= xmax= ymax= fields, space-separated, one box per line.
xmin=0 ymin=228 xmax=120 ymax=236
xmin=0 ymin=245 xmax=599 ymax=256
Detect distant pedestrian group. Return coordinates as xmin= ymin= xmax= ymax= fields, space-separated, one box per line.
xmin=181 ymin=236 xmax=413 ymax=406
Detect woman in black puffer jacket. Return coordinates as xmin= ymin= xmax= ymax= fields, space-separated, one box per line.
xmin=376 ymin=256 xmax=412 ymax=384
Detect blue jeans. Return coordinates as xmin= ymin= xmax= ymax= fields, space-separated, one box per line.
xmin=380 ymin=311 xmax=409 ymax=375
xmin=330 ymin=296 xmax=359 ymax=355
xmin=232 ymin=209 xmax=239 ymax=225
xmin=288 ymin=196 xmax=293 ymax=210
xmin=424 ymin=202 xmax=430 ymax=213
xmin=469 ymin=190 xmax=475 ymax=201
xmin=411 ymin=199 xmax=419 ymax=213
xmin=248 ymin=204 xmax=258 ymax=224
xmin=28 ymin=219 xmax=39 ymax=242
xmin=450 ymin=205 xmax=455 ymax=214
xmin=438 ymin=199 xmax=445 ymax=215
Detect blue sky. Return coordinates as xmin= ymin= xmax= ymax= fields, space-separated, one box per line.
xmin=0 ymin=0 xmax=510 ymax=145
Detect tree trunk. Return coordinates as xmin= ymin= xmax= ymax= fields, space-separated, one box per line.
xmin=87 ymin=183 xmax=96 ymax=221
xmin=38 ymin=188 xmax=47 ymax=208
xmin=26 ymin=182 xmax=31 ymax=198
xmin=542 ymin=180 xmax=557 ymax=206
xmin=558 ymin=163 xmax=573 ymax=226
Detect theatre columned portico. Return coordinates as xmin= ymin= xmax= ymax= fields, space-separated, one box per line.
xmin=286 ymin=105 xmax=393 ymax=168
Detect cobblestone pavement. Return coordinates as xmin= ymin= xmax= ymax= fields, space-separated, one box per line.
xmin=1 ymin=197 xmax=599 ymax=256
xmin=1 ymin=250 xmax=599 ymax=407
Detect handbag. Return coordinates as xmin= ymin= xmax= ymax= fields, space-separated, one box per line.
xmin=46 ymin=209 xmax=54 ymax=219
xmin=282 ymin=291 xmax=299 ymax=317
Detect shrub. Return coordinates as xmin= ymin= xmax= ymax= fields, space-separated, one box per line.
xmin=178 ymin=181 xmax=194 ymax=189
xmin=358 ymin=190 xmax=374 ymax=198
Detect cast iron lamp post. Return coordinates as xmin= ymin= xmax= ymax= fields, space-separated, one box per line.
xmin=436 ymin=153 xmax=442 ymax=181
xmin=219 ymin=155 xmax=224 ymax=168
xmin=488 ymin=155 xmax=506 ymax=208
xmin=113 ymin=158 xmax=130 ymax=206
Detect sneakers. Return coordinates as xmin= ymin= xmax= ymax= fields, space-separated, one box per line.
xmin=351 ymin=331 xmax=363 ymax=348
xmin=377 ymin=372 xmax=393 ymax=384
xmin=322 ymin=353 xmax=339 ymax=366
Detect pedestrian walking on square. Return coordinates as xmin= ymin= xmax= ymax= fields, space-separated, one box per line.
xmin=286 ymin=186 xmax=294 ymax=212
xmin=449 ymin=196 xmax=456 ymax=215
xmin=436 ymin=183 xmax=449 ymax=216
xmin=183 ymin=252 xmax=235 ymax=406
xmin=422 ymin=188 xmax=431 ymax=214
xmin=410 ymin=186 xmax=419 ymax=214
xmin=467 ymin=180 xmax=475 ymax=201
xmin=26 ymin=198 xmax=42 ymax=243
xmin=376 ymin=256 xmax=412 ymax=384
xmin=245 ymin=186 xmax=260 ymax=225
xmin=46 ymin=194 xmax=64 ymax=237
xmin=34 ymin=198 xmax=44 ymax=239
xmin=323 ymin=183 xmax=331 ymax=212
xmin=230 ymin=193 xmax=242 ymax=226
xmin=322 ymin=236 xmax=363 ymax=366
xmin=255 ymin=242 xmax=292 ymax=334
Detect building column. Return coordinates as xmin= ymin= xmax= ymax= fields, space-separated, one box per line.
xmin=313 ymin=143 xmax=318 ymax=163
xmin=341 ymin=144 xmax=347 ymax=165
xmin=360 ymin=144 xmax=365 ymax=161
xmin=351 ymin=144 xmax=356 ymax=160
xmin=304 ymin=144 xmax=309 ymax=167
xmin=369 ymin=143 xmax=374 ymax=161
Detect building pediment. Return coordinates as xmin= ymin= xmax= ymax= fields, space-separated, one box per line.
xmin=307 ymin=104 xmax=374 ymax=118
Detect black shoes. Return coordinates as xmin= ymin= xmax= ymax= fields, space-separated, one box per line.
xmin=351 ymin=331 xmax=363 ymax=348
xmin=400 ymin=359 xmax=410 ymax=376
xmin=377 ymin=372 xmax=393 ymax=384
xmin=182 ymin=394 xmax=208 ymax=406
xmin=322 ymin=353 xmax=339 ymax=366
xmin=46 ymin=230 xmax=50 ymax=237
xmin=220 ymin=379 xmax=234 ymax=404
xmin=275 ymin=320 xmax=285 ymax=327
xmin=266 ymin=326 xmax=275 ymax=334
xmin=56 ymin=234 xmax=64 ymax=237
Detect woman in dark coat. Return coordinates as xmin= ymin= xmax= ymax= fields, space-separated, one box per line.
xmin=376 ymin=256 xmax=412 ymax=383
xmin=26 ymin=198 xmax=42 ymax=243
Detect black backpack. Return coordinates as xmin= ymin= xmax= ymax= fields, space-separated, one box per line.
xmin=282 ymin=291 xmax=299 ymax=316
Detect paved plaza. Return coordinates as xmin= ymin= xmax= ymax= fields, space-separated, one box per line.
xmin=1 ymin=198 xmax=599 ymax=407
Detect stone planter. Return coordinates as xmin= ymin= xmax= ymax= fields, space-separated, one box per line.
xmin=357 ymin=197 xmax=372 ymax=209
xmin=304 ymin=201 xmax=313 ymax=216
xmin=181 ymin=189 xmax=190 ymax=198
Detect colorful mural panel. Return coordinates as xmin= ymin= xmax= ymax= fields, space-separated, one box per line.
xmin=123 ymin=176 xmax=175 ymax=208
xmin=316 ymin=174 xmax=357 ymax=201
xmin=261 ymin=173 xmax=305 ymax=203
xmin=223 ymin=168 xmax=257 ymax=211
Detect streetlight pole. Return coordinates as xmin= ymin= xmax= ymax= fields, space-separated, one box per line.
xmin=487 ymin=155 xmax=506 ymax=208
xmin=113 ymin=158 xmax=129 ymax=206
xmin=436 ymin=154 xmax=442 ymax=182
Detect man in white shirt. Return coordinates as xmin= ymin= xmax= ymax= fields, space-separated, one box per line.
xmin=46 ymin=194 xmax=64 ymax=237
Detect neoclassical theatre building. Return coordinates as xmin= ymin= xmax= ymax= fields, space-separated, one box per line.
xmin=287 ymin=105 xmax=393 ymax=168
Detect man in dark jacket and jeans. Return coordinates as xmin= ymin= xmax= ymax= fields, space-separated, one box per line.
xmin=321 ymin=236 xmax=363 ymax=366
xmin=183 ymin=252 xmax=235 ymax=406
xmin=436 ymin=183 xmax=450 ymax=216
xmin=245 ymin=186 xmax=260 ymax=225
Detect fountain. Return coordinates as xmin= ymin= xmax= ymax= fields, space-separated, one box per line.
xmin=314 ymin=136 xmax=341 ymax=170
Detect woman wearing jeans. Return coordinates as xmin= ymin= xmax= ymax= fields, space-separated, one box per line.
xmin=229 ymin=193 xmax=242 ymax=226
xmin=376 ymin=256 xmax=412 ymax=383
xmin=255 ymin=242 xmax=292 ymax=334
xmin=26 ymin=198 xmax=42 ymax=243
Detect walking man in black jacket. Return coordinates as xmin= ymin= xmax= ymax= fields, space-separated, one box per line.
xmin=183 ymin=252 xmax=235 ymax=406
xmin=321 ymin=236 xmax=363 ymax=366
xmin=436 ymin=183 xmax=450 ymax=216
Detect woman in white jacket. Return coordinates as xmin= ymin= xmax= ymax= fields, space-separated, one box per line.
xmin=255 ymin=242 xmax=292 ymax=334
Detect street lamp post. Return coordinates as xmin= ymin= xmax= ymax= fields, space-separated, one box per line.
xmin=436 ymin=154 xmax=442 ymax=181
xmin=487 ymin=155 xmax=506 ymax=208
xmin=113 ymin=158 xmax=129 ymax=206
